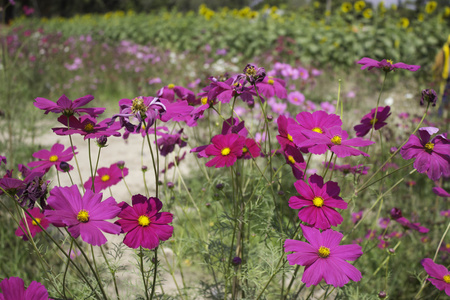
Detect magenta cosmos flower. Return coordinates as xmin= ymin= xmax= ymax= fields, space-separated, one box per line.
xmin=53 ymin=115 xmax=121 ymax=139
xmin=28 ymin=143 xmax=76 ymax=173
xmin=357 ymin=57 xmax=420 ymax=72
xmin=34 ymin=94 xmax=104 ymax=117
xmin=288 ymin=111 xmax=342 ymax=150
xmin=45 ymin=185 xmax=121 ymax=246
xmin=84 ymin=162 xmax=129 ymax=192
xmin=15 ymin=207 xmax=50 ymax=241
xmin=255 ymin=76 xmax=287 ymax=99
xmin=421 ymin=258 xmax=450 ymax=296
xmin=157 ymin=84 xmax=195 ymax=103
xmin=285 ymin=224 xmax=363 ymax=287
xmin=204 ymin=134 xmax=245 ymax=168
xmin=289 ymin=174 xmax=347 ymax=230
xmin=400 ymin=127 xmax=450 ymax=181
xmin=354 ymin=106 xmax=391 ymax=137
xmin=0 ymin=277 xmax=51 ymax=300
xmin=298 ymin=126 xmax=374 ymax=158
xmin=115 ymin=194 xmax=173 ymax=249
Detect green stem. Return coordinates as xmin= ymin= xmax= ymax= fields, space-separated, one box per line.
xmin=140 ymin=246 xmax=150 ymax=300
xmin=369 ymin=72 xmax=388 ymax=141
xmin=63 ymin=240 xmax=74 ymax=299
xmin=100 ymin=246 xmax=120 ymax=300
xmin=150 ymin=249 xmax=158 ymax=300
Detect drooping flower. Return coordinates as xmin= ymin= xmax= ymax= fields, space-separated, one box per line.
xmin=238 ymin=63 xmax=266 ymax=85
xmin=45 ymin=185 xmax=121 ymax=246
xmin=354 ymin=106 xmax=391 ymax=137
xmin=255 ymin=76 xmax=287 ymax=99
xmin=357 ymin=57 xmax=420 ymax=72
xmin=34 ymin=94 xmax=104 ymax=117
xmin=15 ymin=207 xmax=50 ymax=241
xmin=115 ymin=194 xmax=173 ymax=249
xmin=421 ymin=258 xmax=450 ymax=296
xmin=400 ymin=127 xmax=450 ymax=181
xmin=289 ymin=174 xmax=347 ymax=230
xmin=53 ymin=115 xmax=121 ymax=139
xmin=284 ymin=224 xmax=363 ymax=287
xmin=28 ymin=143 xmax=76 ymax=173
xmin=157 ymin=84 xmax=195 ymax=103
xmin=421 ymin=89 xmax=438 ymax=107
xmin=433 ymin=186 xmax=450 ymax=198
xmin=0 ymin=277 xmax=52 ymax=300
xmin=84 ymin=162 xmax=129 ymax=192
xmin=283 ymin=144 xmax=306 ymax=180
xmin=156 ymin=129 xmax=187 ymax=156
xmin=204 ymin=134 xmax=245 ymax=168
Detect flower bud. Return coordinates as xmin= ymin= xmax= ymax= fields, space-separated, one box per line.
xmin=59 ymin=161 xmax=70 ymax=172
xmin=117 ymin=161 xmax=125 ymax=169
xmin=420 ymin=89 xmax=437 ymax=106
xmin=232 ymin=256 xmax=242 ymax=266
xmin=96 ymin=135 xmax=108 ymax=147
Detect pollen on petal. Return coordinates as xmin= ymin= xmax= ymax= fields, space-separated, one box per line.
xmin=77 ymin=209 xmax=90 ymax=223
xmin=168 ymin=83 xmax=175 ymax=89
xmin=138 ymin=215 xmax=151 ymax=227
xmin=287 ymin=134 xmax=294 ymax=142
xmin=313 ymin=196 xmax=324 ymax=207
xmin=221 ymin=147 xmax=231 ymax=156
xmin=443 ymin=274 xmax=450 ymax=283
xmin=32 ymin=218 xmax=41 ymax=226
xmin=318 ymin=246 xmax=330 ymax=258
xmin=331 ymin=135 xmax=342 ymax=145
xmin=312 ymin=127 xmax=323 ymax=134
xmin=288 ymin=155 xmax=296 ymax=164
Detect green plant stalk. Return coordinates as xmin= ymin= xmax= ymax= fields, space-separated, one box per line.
xmin=140 ymin=246 xmax=150 ymax=300
xmin=121 ymin=169 xmax=133 ymax=196
xmin=369 ymin=71 xmax=388 ymax=141
xmin=62 ymin=239 xmax=74 ymax=300
xmin=160 ymin=245 xmax=184 ymax=300
xmin=68 ymin=134 xmax=86 ymax=192
xmin=143 ymin=120 xmax=159 ymax=198
xmin=356 ymin=102 xmax=430 ymax=194
xmin=88 ymin=139 xmax=96 ymax=192
xmin=150 ymin=248 xmax=158 ymax=300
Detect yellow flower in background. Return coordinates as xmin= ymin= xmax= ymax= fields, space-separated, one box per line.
xmin=394 ymin=40 xmax=400 ymax=48
xmin=341 ymin=2 xmax=352 ymax=13
xmin=363 ymin=8 xmax=373 ymax=18
xmin=398 ymin=17 xmax=410 ymax=28
xmin=320 ymin=37 xmax=327 ymax=43
xmin=313 ymin=1 xmax=320 ymax=8
xmin=391 ymin=4 xmax=397 ymax=10
xmin=425 ymin=1 xmax=437 ymax=14
xmin=418 ymin=13 xmax=424 ymax=21
xmin=325 ymin=10 xmax=331 ymax=16
xmin=333 ymin=42 xmax=340 ymax=48
xmin=445 ymin=7 xmax=450 ymax=17
xmin=355 ymin=1 xmax=366 ymax=12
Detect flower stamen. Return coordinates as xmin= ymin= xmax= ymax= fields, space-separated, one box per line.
xmin=49 ymin=155 xmax=59 ymax=162
xmin=221 ymin=147 xmax=231 ymax=156
xmin=77 ymin=209 xmax=90 ymax=223
xmin=313 ymin=196 xmax=324 ymax=207
xmin=318 ymin=246 xmax=330 ymax=258
xmin=138 ymin=215 xmax=151 ymax=227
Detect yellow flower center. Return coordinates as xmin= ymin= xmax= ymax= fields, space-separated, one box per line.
xmin=424 ymin=142 xmax=434 ymax=151
xmin=221 ymin=147 xmax=231 ymax=156
xmin=245 ymin=66 xmax=257 ymax=77
xmin=331 ymin=136 xmax=342 ymax=145
xmin=168 ymin=83 xmax=175 ymax=89
xmin=386 ymin=59 xmax=393 ymax=65
xmin=49 ymin=155 xmax=59 ymax=162
xmin=370 ymin=118 xmax=378 ymax=125
xmin=313 ymin=196 xmax=324 ymax=207
xmin=77 ymin=210 xmax=90 ymax=223
xmin=288 ymin=155 xmax=296 ymax=164
xmin=318 ymin=246 xmax=330 ymax=258
xmin=101 ymin=175 xmax=110 ymax=182
xmin=312 ymin=127 xmax=323 ymax=134
xmin=446 ymin=243 xmax=450 ymax=249
xmin=287 ymin=134 xmax=294 ymax=142
xmin=201 ymin=97 xmax=208 ymax=105
xmin=138 ymin=215 xmax=151 ymax=227
xmin=84 ymin=123 xmax=94 ymax=132
xmin=268 ymin=79 xmax=274 ymax=85
xmin=131 ymin=97 xmax=147 ymax=115
xmin=32 ymin=218 xmax=41 ymax=226
xmin=444 ymin=275 xmax=450 ymax=284
xmin=242 ymin=147 xmax=248 ymax=153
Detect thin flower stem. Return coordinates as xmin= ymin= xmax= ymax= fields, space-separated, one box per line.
xmin=143 ymin=120 xmax=159 ymax=198
xmin=160 ymin=245 xmax=185 ymax=299
xmin=63 ymin=240 xmax=74 ymax=299
xmin=357 ymin=161 xmax=414 ymax=193
xmin=322 ymin=287 xmax=335 ymax=299
xmin=369 ymin=72 xmax=388 ymax=141
xmin=100 ymin=246 xmax=120 ymax=299
xmin=322 ymin=152 xmax=334 ymax=178
xmin=68 ymin=134 xmax=85 ymax=192
xmin=372 ymin=241 xmax=401 ymax=276
xmin=88 ymin=139 xmax=95 ymax=192
xmin=56 ymin=169 xmax=61 ymax=186
xmin=154 ymin=121 xmax=160 ymax=198
xmin=140 ymin=246 xmax=150 ymax=300
xmin=283 ymin=265 xmax=300 ymax=299
xmin=356 ymin=102 xmax=430 ymax=194
xmin=335 ymin=79 xmax=342 ymax=116
xmin=67 ymin=170 xmax=75 ymax=186
xmin=344 ymin=169 xmax=417 ymax=241
xmin=121 ymin=169 xmax=133 ymax=196
xmin=150 ymin=248 xmax=158 ymax=300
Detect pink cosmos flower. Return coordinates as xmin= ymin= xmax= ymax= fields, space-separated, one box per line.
xmin=240 ymin=138 xmax=261 ymax=160
xmin=400 ymin=127 xmax=450 ymax=181
xmin=206 ymin=77 xmax=256 ymax=104
xmin=284 ymin=224 xmax=363 ymax=287
xmin=283 ymin=144 xmax=306 ymax=180
xmin=354 ymin=106 xmax=391 ymax=137
xmin=440 ymin=210 xmax=450 ymax=217
xmin=287 ymin=91 xmax=305 ymax=106
xmin=298 ymin=126 xmax=374 ymax=157
xmin=15 ymin=207 xmax=50 ymax=241
xmin=34 ymin=94 xmax=104 ymax=117
xmin=288 ymin=111 xmax=342 ymax=149
xmin=357 ymin=57 xmax=420 ymax=72
xmin=0 ymin=277 xmax=51 ymax=300
xmin=157 ymin=84 xmax=195 ymax=103
xmin=421 ymin=258 xmax=450 ymax=296
xmin=28 ymin=143 xmax=76 ymax=173
xmin=204 ymin=134 xmax=245 ymax=168
xmin=84 ymin=162 xmax=129 ymax=192
xmin=351 ymin=210 xmax=363 ymax=224
xmin=276 ymin=115 xmax=297 ymax=151
xmin=159 ymin=99 xmax=194 ymax=124
xmin=256 ymin=76 xmax=287 ymax=99
xmin=115 ymin=194 xmax=173 ymax=249
xmin=433 ymin=186 xmax=450 ymax=198
xmin=53 ymin=115 xmax=121 ymax=139
xmin=289 ymin=174 xmax=347 ymax=230
xmin=45 ymin=185 xmax=121 ymax=246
